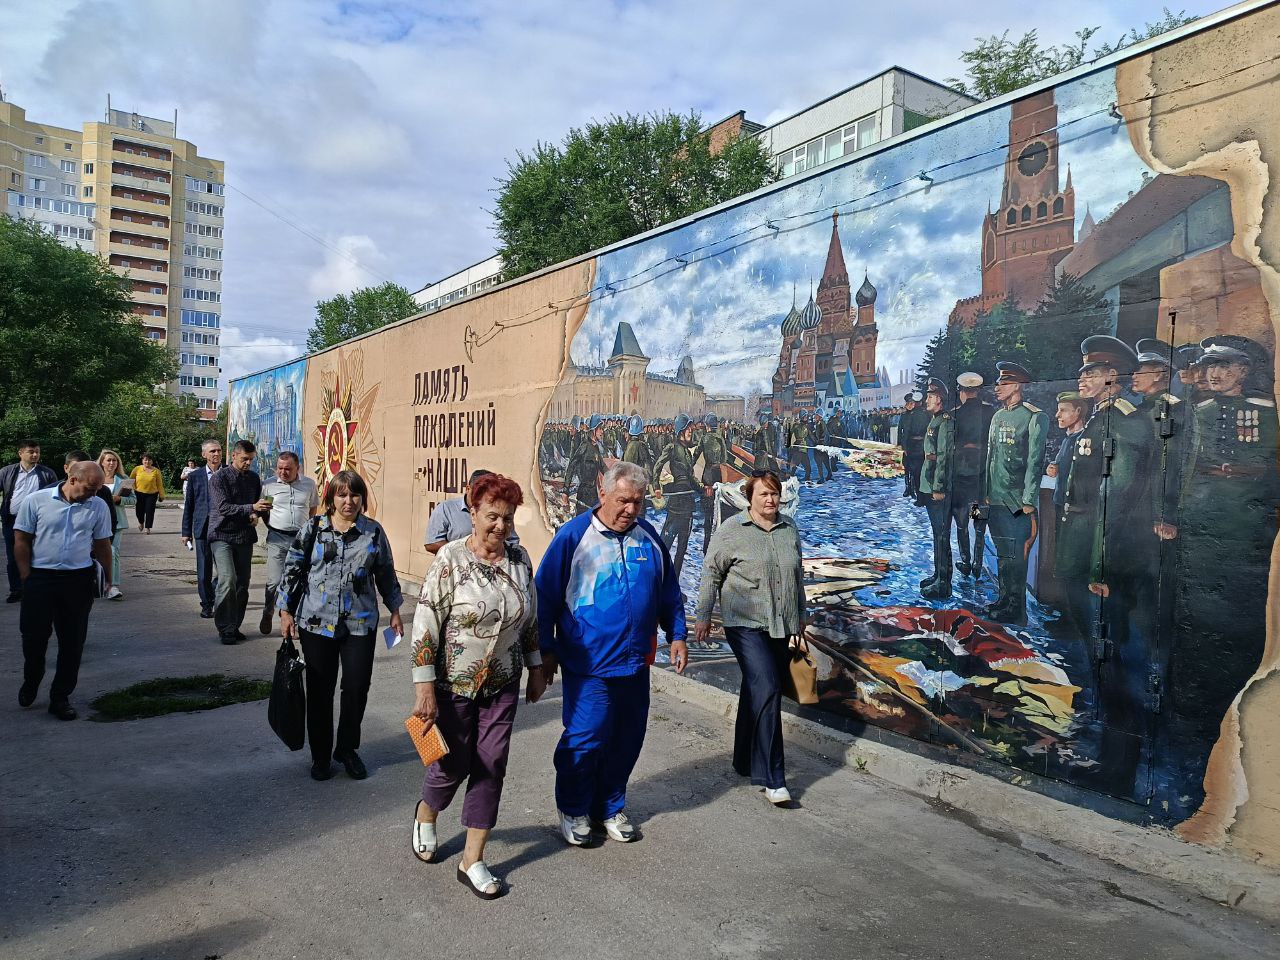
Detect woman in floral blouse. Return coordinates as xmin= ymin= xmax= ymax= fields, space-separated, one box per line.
xmin=410 ymin=473 xmax=546 ymax=900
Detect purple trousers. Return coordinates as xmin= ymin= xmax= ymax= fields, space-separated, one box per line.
xmin=421 ymin=680 xmax=519 ymax=830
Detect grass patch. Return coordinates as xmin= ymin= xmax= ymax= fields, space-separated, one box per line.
xmin=91 ymin=674 xmax=271 ymax=721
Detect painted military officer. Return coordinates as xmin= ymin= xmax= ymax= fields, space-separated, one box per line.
xmin=1160 ymin=336 xmax=1278 ymax=819
xmin=952 ymin=372 xmax=995 ymax=580
xmin=825 ymin=408 xmax=845 ymax=474
xmin=753 ymin=411 xmax=782 ymax=474
xmin=786 ymin=415 xmax=811 ymax=481
xmin=898 ymin=392 xmax=930 ymax=500
xmin=919 ymin=378 xmax=956 ymax=601
xmin=1060 ymin=335 xmax=1158 ymax=800
xmin=653 ymin=413 xmax=699 ymax=576
xmin=810 ymin=413 xmax=831 ymax=482
xmin=984 ymin=362 xmax=1047 ymax=626
xmin=697 ymin=414 xmax=728 ymax=550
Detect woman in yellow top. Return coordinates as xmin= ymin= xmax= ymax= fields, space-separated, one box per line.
xmin=129 ymin=454 xmax=165 ymax=534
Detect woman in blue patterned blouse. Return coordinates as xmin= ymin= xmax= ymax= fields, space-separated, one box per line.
xmin=277 ymin=470 xmax=403 ymax=782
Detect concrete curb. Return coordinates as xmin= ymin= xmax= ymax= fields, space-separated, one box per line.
xmin=650 ymin=668 xmax=1280 ymax=923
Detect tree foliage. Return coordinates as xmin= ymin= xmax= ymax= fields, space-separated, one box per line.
xmin=75 ymin=384 xmax=221 ymax=486
xmin=305 ymin=281 xmax=419 ymax=353
xmin=948 ymin=9 xmax=1198 ymax=100
xmin=0 ymin=214 xmax=178 ymax=459
xmin=494 ymin=112 xmax=778 ymax=279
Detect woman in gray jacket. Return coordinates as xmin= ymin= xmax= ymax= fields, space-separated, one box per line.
xmin=694 ymin=470 xmax=805 ymax=805
xmin=278 ymin=470 xmax=403 ymax=782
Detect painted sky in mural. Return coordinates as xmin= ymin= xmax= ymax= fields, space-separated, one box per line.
xmin=582 ymin=70 xmax=1151 ymax=394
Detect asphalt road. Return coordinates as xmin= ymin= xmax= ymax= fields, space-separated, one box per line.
xmin=1 ymin=505 xmax=1275 ymax=959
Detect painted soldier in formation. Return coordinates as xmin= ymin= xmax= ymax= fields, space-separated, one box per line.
xmin=1046 ymin=391 xmax=1090 ymax=527
xmin=753 ymin=412 xmax=782 ymax=474
xmin=653 ymin=413 xmax=699 ymax=576
xmin=1060 ymin=336 xmax=1158 ymax=799
xmin=622 ymin=414 xmax=651 ymax=475
xmin=810 ymin=413 xmax=831 ymax=482
xmin=1161 ymin=336 xmax=1278 ymax=818
xmin=698 ymin=414 xmax=727 ymax=549
xmin=919 ymin=378 xmax=956 ymax=601
xmin=564 ymin=414 xmax=605 ymax=515
xmin=898 ymin=392 xmax=930 ymax=499
xmin=825 ymin=408 xmax=845 ymax=474
xmin=952 ymin=372 xmax=995 ymax=579
xmin=786 ymin=415 xmax=811 ymax=481
xmin=984 ymin=362 xmax=1046 ymax=626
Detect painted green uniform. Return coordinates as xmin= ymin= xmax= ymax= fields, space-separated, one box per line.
xmin=921 ymin=411 xmax=956 ymax=594
xmin=622 ymin=437 xmax=651 ymax=474
xmin=984 ymin=401 xmax=1047 ymax=622
xmin=565 ymin=433 xmax=604 ymax=515
xmin=697 ymin=429 xmax=728 ymax=549
xmin=653 ymin=438 xmax=698 ymax=574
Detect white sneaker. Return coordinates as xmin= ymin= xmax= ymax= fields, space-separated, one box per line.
xmin=764 ymin=786 xmax=793 ymax=805
xmin=558 ymin=809 xmax=591 ymax=846
xmin=600 ymin=811 xmax=637 ymax=842
xmin=105 ymin=586 xmax=123 ymax=601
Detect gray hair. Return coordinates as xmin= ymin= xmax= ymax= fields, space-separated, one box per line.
xmin=276 ymin=450 xmax=300 ymax=465
xmin=601 ymin=461 xmax=647 ymax=494
xmin=201 ymin=438 xmax=222 ymax=451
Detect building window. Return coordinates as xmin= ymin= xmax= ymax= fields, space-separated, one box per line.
xmin=1053 ymin=196 xmax=1064 ymax=216
xmin=65 ymin=142 xmax=73 ymax=152
xmin=83 ymin=185 xmax=93 ymax=198
xmin=1036 ymin=201 xmax=1048 ymax=219
xmin=30 ymin=154 xmax=45 ymax=167
xmin=34 ymin=136 xmax=44 ymax=145
xmin=84 ymin=162 xmax=94 ymax=174
xmin=775 ymin=114 xmax=878 ymax=178
xmin=1021 ymin=205 xmax=1031 ymax=223
xmin=1006 ymin=209 xmax=1016 ymax=226
xmin=62 ymin=184 xmax=75 ymax=197
xmin=28 ymin=178 xmax=46 ymax=191
xmin=10 ymin=172 xmax=20 ymax=186
xmin=60 ymin=159 xmax=76 ymax=173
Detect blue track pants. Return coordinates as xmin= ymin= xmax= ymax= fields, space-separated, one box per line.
xmin=554 ymin=667 xmax=650 ymax=820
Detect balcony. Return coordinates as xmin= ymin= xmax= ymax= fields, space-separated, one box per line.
xmin=110 ymin=254 xmax=168 ymax=275
xmin=110 ymin=209 xmax=169 ymax=234
xmin=110 ymin=239 xmax=169 ymax=261
xmin=112 ymin=151 xmax=172 ymax=176
xmin=112 ymin=139 xmax=172 ymax=164
xmin=130 ymin=285 xmax=169 ymax=304
xmin=110 ymin=184 xmax=170 ymax=208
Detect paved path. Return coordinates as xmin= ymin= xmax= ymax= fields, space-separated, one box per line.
xmin=2 ymin=507 xmax=1276 ymax=959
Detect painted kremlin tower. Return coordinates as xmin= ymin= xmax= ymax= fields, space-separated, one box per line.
xmin=949 ymin=89 xmax=1076 ymax=328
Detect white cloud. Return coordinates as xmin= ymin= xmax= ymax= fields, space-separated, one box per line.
xmin=306 ymin=234 xmax=389 ymax=300
xmin=219 ymin=325 xmax=302 ymax=383
xmin=1 ymin=0 xmax=1215 ymax=390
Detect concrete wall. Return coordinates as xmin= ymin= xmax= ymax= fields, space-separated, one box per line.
xmin=230 ymin=0 xmax=1280 ymax=867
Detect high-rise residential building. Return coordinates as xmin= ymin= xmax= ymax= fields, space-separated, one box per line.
xmin=1 ymin=97 xmax=225 ymax=418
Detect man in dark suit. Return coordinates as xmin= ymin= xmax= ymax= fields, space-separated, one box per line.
xmin=181 ymin=438 xmax=223 ymax=618
xmin=1 ymin=440 xmax=58 ymax=603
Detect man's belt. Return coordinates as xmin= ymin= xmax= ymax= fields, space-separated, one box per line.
xmin=925 ymin=454 xmax=939 ymax=461
xmin=267 ymin=524 xmax=300 ymax=535
xmin=961 ymin=443 xmax=982 ymax=449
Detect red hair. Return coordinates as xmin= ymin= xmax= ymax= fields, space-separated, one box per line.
xmin=469 ymin=473 xmax=523 ymax=509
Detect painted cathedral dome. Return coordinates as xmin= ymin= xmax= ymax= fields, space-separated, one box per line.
xmin=800 ymin=294 xmax=823 ymax=329
xmin=855 ymin=273 xmax=878 ymax=307
xmin=781 ymin=303 xmax=803 ymax=336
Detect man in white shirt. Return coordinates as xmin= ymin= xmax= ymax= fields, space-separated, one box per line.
xmin=259 ymin=450 xmax=319 ymax=635
xmin=1 ymin=440 xmax=58 ymax=602
xmin=15 ymin=461 xmax=113 ymax=720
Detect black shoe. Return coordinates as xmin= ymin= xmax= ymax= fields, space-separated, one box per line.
xmin=236 ymin=631 xmax=248 ymax=643
xmin=334 ymin=750 xmax=368 ymax=780
xmin=200 ymin=608 xmax=214 ymax=619
xmin=48 ymin=701 xmax=77 ymax=721
xmin=259 ymin=607 xmax=273 ymax=636
xmin=918 ymin=576 xmax=939 ymax=592
xmin=220 ymin=634 xmax=238 ymax=645
xmin=921 ymin=581 xmax=953 ymax=600
xmin=18 ymin=681 xmax=38 ymax=708
xmin=311 ymin=761 xmax=333 ymax=781
xmin=5 ymin=590 xmax=21 ymax=603
xmin=955 ymin=561 xmax=971 ymax=579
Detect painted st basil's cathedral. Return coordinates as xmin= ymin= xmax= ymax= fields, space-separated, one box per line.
xmin=768 ymin=210 xmax=881 ymax=418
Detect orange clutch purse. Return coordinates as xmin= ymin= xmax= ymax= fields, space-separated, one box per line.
xmin=404 ymin=717 xmax=450 ymax=766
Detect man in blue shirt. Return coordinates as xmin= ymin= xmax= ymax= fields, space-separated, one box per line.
xmin=14 ymin=461 xmax=113 ymax=720
xmin=423 ymin=468 xmax=520 ymax=554
xmin=536 ymin=461 xmax=688 ymax=847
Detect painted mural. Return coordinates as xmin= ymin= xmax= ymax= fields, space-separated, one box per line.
xmin=229 ymin=6 xmax=1280 ymax=862
xmin=227 ymin=358 xmax=306 ymax=477
xmin=537 ymin=62 xmax=1278 ymax=827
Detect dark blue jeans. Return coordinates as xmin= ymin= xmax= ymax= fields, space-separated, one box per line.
xmin=724 ymin=626 xmax=787 ymax=790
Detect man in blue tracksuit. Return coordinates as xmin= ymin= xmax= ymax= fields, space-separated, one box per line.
xmin=536 ymin=461 xmax=689 ymax=846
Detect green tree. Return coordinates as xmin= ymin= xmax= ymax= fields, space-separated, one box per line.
xmin=494 ymin=112 xmax=778 ymax=279
xmin=0 ymin=215 xmax=176 ymax=456
xmin=1024 ymin=272 xmax=1113 ymax=380
xmin=948 ymin=9 xmax=1197 ymax=100
xmin=76 ymin=384 xmax=219 ymax=486
xmin=305 ymin=281 xmax=419 ymax=353
xmin=915 ymin=328 xmax=950 ymax=392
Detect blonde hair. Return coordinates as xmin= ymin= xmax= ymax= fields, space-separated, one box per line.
xmin=97 ymin=448 xmax=128 ymax=480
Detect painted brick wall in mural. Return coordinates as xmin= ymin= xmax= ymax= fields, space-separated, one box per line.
xmin=537 ymin=66 xmax=1277 ymax=825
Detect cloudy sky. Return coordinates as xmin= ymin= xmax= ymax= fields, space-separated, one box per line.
xmin=583 ymin=69 xmax=1155 ymax=396
xmin=0 ymin=0 xmax=1216 ymax=384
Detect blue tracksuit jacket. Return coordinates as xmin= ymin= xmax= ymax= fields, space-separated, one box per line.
xmin=535 ymin=510 xmax=688 ymax=677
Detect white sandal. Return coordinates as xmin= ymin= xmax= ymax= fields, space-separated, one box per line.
xmin=411 ymin=802 xmax=437 ymax=863
xmin=457 ymin=859 xmax=503 ymax=900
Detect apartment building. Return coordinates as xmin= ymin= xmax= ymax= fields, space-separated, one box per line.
xmin=1 ymin=98 xmax=225 ymax=418
xmin=412 ymin=69 xmax=974 ymax=312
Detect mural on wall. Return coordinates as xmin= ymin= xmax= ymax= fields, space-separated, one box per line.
xmin=537 ymin=65 xmax=1278 ymax=826
xmin=310 ymin=347 xmax=384 ymax=516
xmin=227 ymin=358 xmax=306 ymax=477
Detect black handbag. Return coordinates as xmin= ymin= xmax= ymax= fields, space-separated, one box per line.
xmin=268 ymin=636 xmax=307 ymax=751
